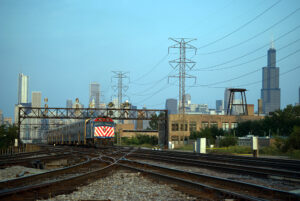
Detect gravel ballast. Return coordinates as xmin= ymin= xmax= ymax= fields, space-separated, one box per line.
xmin=0 ymin=166 xmax=48 ymax=181
xmin=39 ymin=170 xmax=198 ymax=201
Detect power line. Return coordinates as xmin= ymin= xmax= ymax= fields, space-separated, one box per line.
xmin=131 ymin=54 xmax=169 ymax=82
xmin=134 ymin=83 xmax=172 ymax=105
xmin=194 ymin=24 xmax=300 ymax=70
xmin=197 ymin=0 xmax=281 ymax=50
xmin=196 ymin=36 xmax=300 ymax=72
xmin=198 ymin=7 xmax=300 ymax=55
xmin=128 ymin=69 xmax=176 ymax=96
xmin=236 ymin=65 xmax=300 ymax=87
xmin=190 ymin=46 xmax=300 ymax=87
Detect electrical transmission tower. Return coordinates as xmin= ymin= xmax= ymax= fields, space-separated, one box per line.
xmin=168 ymin=38 xmax=197 ymax=114
xmin=111 ymin=71 xmax=129 ymax=108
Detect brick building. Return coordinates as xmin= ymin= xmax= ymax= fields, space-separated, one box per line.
xmin=168 ymin=114 xmax=263 ymax=142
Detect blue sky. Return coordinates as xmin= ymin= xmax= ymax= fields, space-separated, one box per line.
xmin=1 ymin=0 xmax=300 ymax=119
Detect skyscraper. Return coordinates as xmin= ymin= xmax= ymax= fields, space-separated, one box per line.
xmin=224 ymin=88 xmax=230 ymax=113
xmin=165 ymin=99 xmax=178 ymax=114
xmin=0 ymin=110 xmax=3 ymax=125
xmin=216 ymin=100 xmax=223 ymax=113
xmin=66 ymin=99 xmax=73 ymax=108
xmin=89 ymin=82 xmax=100 ymax=108
xmin=18 ymin=73 xmax=29 ymax=104
xmin=32 ymin=92 xmax=41 ymax=107
xmin=261 ymin=42 xmax=280 ymax=114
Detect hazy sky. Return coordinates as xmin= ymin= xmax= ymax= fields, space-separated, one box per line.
xmin=1 ymin=0 xmax=300 ymax=119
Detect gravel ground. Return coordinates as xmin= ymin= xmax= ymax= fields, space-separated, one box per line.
xmin=39 ymin=170 xmax=198 ymax=201
xmin=0 ymin=166 xmax=48 ymax=181
xmin=135 ymin=159 xmax=300 ymax=191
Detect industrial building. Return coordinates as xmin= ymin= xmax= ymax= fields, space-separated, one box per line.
xmin=168 ymin=107 xmax=262 ymax=143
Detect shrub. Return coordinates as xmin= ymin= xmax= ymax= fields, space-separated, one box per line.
xmin=121 ymin=135 xmax=158 ymax=146
xmin=219 ymin=135 xmax=237 ymax=147
xmin=285 ymin=126 xmax=300 ymax=150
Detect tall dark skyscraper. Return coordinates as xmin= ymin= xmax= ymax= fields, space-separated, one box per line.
xmin=165 ymin=99 xmax=178 ymax=114
xmin=261 ymin=42 xmax=280 ymax=114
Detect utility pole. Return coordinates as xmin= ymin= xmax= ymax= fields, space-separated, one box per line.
xmin=168 ymin=38 xmax=197 ymax=114
xmin=111 ymin=71 xmax=129 ymax=108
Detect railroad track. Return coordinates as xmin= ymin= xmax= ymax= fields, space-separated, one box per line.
xmin=1 ymin=145 xmax=298 ymax=200
xmin=138 ymin=149 xmax=300 ymax=172
xmin=118 ymin=158 xmax=300 ymax=201
xmin=127 ymin=151 xmax=300 ymax=183
xmin=0 ymin=153 xmax=122 ymax=200
xmin=0 ymin=156 xmax=103 ymax=190
xmin=0 ymin=152 xmax=85 ymax=168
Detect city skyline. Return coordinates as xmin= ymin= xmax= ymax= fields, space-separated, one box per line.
xmin=1 ymin=0 xmax=300 ymax=118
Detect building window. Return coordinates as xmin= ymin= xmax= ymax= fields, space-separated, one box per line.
xmin=222 ymin=122 xmax=229 ymax=131
xmin=201 ymin=122 xmax=209 ymax=129
xmin=189 ymin=122 xmax=197 ymax=131
xmin=210 ymin=122 xmax=218 ymax=128
xmin=180 ymin=123 xmax=188 ymax=131
xmin=231 ymin=122 xmax=238 ymax=129
xmin=172 ymin=123 xmax=179 ymax=131
xmin=171 ymin=135 xmax=179 ymax=141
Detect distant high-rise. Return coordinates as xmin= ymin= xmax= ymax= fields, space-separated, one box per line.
xmin=184 ymin=94 xmax=191 ymax=105
xmin=18 ymin=73 xmax=29 ymax=104
xmin=89 ymin=82 xmax=100 ymax=108
xmin=224 ymin=88 xmax=230 ymax=113
xmin=216 ymin=100 xmax=223 ymax=113
xmin=66 ymin=99 xmax=73 ymax=108
xmin=31 ymin=92 xmax=41 ymax=107
xmin=0 ymin=110 xmax=3 ymax=125
xmin=261 ymin=41 xmax=280 ymax=114
xmin=165 ymin=99 xmax=178 ymax=114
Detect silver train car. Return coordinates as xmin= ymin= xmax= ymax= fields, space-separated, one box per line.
xmin=46 ymin=117 xmax=115 ymax=146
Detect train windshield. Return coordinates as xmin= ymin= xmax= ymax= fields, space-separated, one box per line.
xmin=94 ymin=121 xmax=114 ymax=127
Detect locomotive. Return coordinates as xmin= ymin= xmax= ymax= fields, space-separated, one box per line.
xmin=46 ymin=117 xmax=115 ymax=146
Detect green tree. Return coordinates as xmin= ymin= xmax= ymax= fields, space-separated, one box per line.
xmin=0 ymin=125 xmax=19 ymax=149
xmin=285 ymin=126 xmax=300 ymax=150
xmin=148 ymin=113 xmax=164 ymax=130
xmin=235 ymin=105 xmax=300 ymax=137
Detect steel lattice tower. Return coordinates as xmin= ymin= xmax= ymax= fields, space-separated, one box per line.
xmin=168 ymin=38 xmax=197 ymax=114
xmin=112 ymin=71 xmax=129 ymax=108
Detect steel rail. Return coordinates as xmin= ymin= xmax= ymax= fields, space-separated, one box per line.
xmin=0 ymin=156 xmax=95 ymax=190
xmin=0 ymin=162 xmax=116 ymax=201
xmin=137 ymin=149 xmax=300 ymax=172
xmin=128 ymin=152 xmax=300 ymax=182
xmin=118 ymin=160 xmax=265 ymax=201
xmin=119 ymin=159 xmax=300 ymax=201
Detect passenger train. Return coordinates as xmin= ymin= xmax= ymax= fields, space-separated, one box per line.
xmin=46 ymin=117 xmax=115 ymax=146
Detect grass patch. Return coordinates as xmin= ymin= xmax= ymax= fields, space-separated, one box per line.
xmin=208 ymin=146 xmax=252 ymax=155
xmin=174 ymin=144 xmax=193 ymax=151
xmin=286 ymin=149 xmax=300 ymax=159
